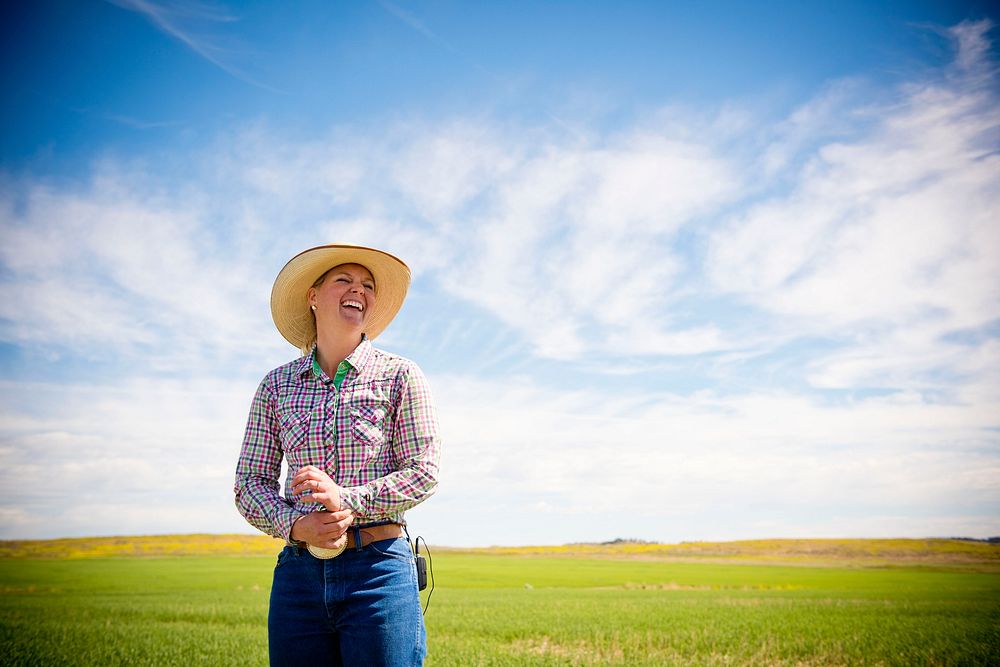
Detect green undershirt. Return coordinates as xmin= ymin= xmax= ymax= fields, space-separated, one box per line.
xmin=313 ymin=352 xmax=351 ymax=389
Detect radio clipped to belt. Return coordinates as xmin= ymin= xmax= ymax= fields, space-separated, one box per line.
xmin=405 ymin=528 xmax=434 ymax=614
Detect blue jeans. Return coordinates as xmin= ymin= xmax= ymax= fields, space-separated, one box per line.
xmin=268 ymin=538 xmax=426 ymax=666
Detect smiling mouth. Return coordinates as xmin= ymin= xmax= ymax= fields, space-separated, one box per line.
xmin=341 ymin=300 xmax=365 ymax=312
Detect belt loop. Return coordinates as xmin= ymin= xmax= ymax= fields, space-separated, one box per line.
xmin=352 ymin=524 xmax=362 ymax=552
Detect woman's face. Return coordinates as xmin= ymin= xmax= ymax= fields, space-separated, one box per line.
xmin=308 ymin=263 xmax=376 ymax=334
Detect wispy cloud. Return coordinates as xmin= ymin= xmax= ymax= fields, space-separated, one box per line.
xmin=708 ymin=19 xmax=1000 ymax=393
xmin=105 ymin=0 xmax=282 ymax=92
xmin=376 ymin=0 xmax=492 ymax=78
xmin=0 ymin=166 xmax=282 ymax=373
xmin=375 ymin=0 xmax=586 ymax=139
xmin=377 ymin=0 xmax=447 ymax=49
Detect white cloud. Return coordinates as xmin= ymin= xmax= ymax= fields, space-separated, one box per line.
xmin=6 ymin=365 xmax=993 ymax=544
xmin=0 ymin=377 xmax=255 ymax=539
xmin=430 ymin=125 xmax=746 ymax=359
xmin=0 ymin=167 xmax=284 ymax=371
xmin=389 ymin=121 xmax=520 ymax=220
xmin=422 ymin=373 xmax=999 ymax=545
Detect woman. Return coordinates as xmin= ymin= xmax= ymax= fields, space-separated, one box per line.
xmin=234 ymin=244 xmax=441 ymax=666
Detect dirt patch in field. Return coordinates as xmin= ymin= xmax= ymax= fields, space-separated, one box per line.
xmin=511 ymin=636 xmax=624 ymax=664
xmin=612 ymin=581 xmax=804 ymax=591
xmin=511 ymin=636 xmax=854 ymax=666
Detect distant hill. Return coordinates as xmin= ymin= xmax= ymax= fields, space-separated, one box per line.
xmin=441 ymin=537 xmax=1000 ymax=570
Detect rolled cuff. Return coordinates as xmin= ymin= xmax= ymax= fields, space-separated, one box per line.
xmin=339 ymin=487 xmax=369 ymax=518
xmin=275 ymin=505 xmax=309 ymax=544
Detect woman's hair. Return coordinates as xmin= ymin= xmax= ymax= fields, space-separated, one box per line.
xmin=311 ymin=263 xmax=375 ymax=290
xmin=311 ymin=268 xmax=333 ymax=290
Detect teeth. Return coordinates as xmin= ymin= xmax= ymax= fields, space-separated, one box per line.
xmin=342 ymin=300 xmax=364 ymax=311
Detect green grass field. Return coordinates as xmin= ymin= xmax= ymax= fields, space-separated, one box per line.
xmin=1 ymin=537 xmax=998 ymax=665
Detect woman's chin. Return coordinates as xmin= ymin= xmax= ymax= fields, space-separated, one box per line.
xmin=323 ymin=311 xmax=366 ymax=334
xmin=339 ymin=306 xmax=367 ymax=325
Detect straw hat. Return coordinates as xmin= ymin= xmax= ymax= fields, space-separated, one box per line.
xmin=270 ymin=244 xmax=410 ymax=351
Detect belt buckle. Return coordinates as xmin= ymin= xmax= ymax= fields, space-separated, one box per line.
xmin=307 ymin=535 xmax=347 ymax=559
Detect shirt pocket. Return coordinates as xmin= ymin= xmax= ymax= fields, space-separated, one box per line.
xmin=279 ymin=411 xmax=312 ymax=452
xmin=350 ymin=404 xmax=388 ymax=456
xmin=279 ymin=411 xmax=325 ymax=471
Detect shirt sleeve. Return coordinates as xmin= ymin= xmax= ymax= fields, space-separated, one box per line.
xmin=339 ymin=361 xmax=441 ymax=520
xmin=234 ymin=377 xmax=306 ymax=542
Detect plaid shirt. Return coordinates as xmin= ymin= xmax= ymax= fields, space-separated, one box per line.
xmin=234 ymin=338 xmax=441 ymax=541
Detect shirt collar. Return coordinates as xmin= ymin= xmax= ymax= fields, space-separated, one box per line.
xmin=294 ymin=353 xmax=313 ymax=379
xmin=296 ymin=335 xmax=373 ymax=379
xmin=345 ymin=335 xmax=374 ymax=372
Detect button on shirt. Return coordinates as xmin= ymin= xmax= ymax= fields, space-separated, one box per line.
xmin=234 ymin=338 xmax=441 ymax=542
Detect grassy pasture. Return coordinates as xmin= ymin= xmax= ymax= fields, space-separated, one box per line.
xmin=0 ymin=536 xmax=997 ymax=666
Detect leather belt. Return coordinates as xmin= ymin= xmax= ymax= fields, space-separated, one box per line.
xmin=347 ymin=522 xmax=404 ymax=548
xmin=305 ymin=523 xmax=404 ymax=559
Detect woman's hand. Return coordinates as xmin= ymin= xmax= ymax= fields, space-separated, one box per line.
xmin=291 ymin=465 xmax=343 ymax=512
xmin=290 ymin=508 xmax=354 ymax=549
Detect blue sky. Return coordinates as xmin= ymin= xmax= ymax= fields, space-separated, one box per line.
xmin=1 ymin=1 xmax=998 ymax=546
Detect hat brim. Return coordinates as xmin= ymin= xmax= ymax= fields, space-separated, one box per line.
xmin=270 ymin=244 xmax=411 ymax=350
